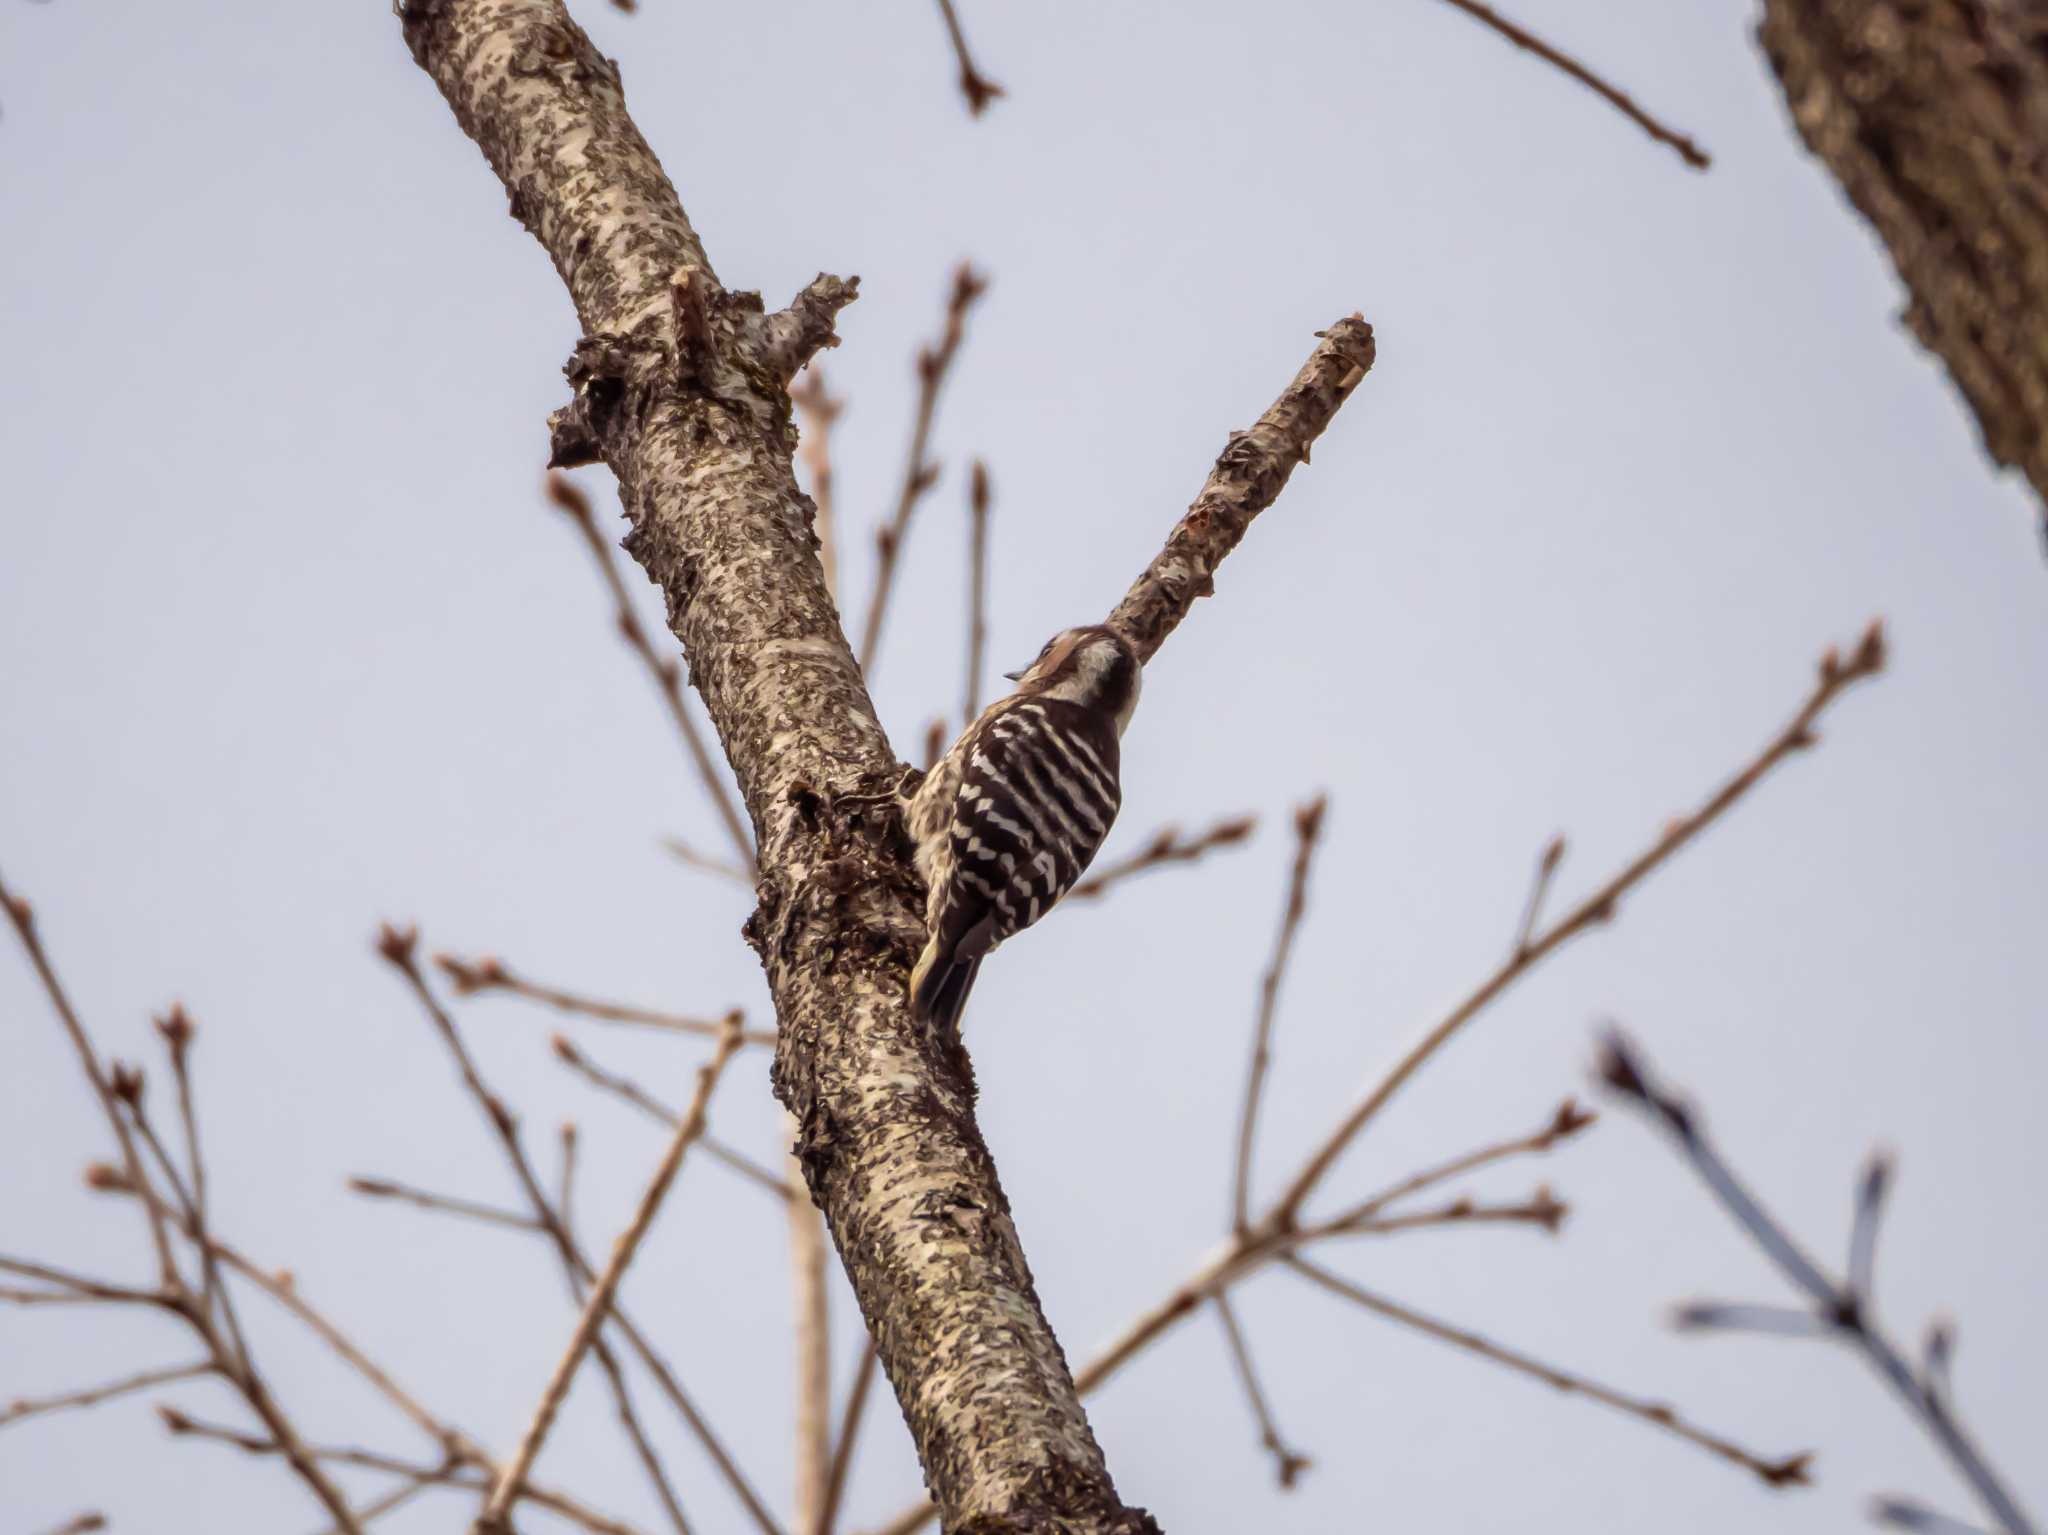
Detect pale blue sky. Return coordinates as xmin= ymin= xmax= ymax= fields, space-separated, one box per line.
xmin=3 ymin=2 xmax=2044 ymax=1532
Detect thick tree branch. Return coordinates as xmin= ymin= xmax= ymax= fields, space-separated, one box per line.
xmin=399 ymin=4 xmax=1371 ymax=1524
xmin=1760 ymin=0 xmax=2048 ymax=540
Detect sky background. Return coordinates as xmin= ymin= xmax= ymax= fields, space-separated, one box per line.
xmin=3 ymin=2 xmax=2045 ymax=1532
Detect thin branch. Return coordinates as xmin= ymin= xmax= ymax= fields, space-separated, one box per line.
xmin=1430 ymin=0 xmax=1709 ymax=169
xmin=545 ymin=472 xmax=756 ymax=873
xmin=559 ymin=1121 xmax=581 ymax=1243
xmin=1 ymin=869 xmax=179 ymax=1289
xmin=1511 ymin=834 xmax=1565 ymax=957
xmin=1273 ymin=620 xmax=1888 ymax=1224
xmin=790 ymin=366 xmax=845 ymax=600
xmin=818 ymin=1340 xmax=879 ymax=1535
xmin=1320 ymin=1188 xmax=1568 ymax=1240
xmin=932 ymin=0 xmax=1005 ymax=115
xmin=660 ymin=835 xmax=752 ymax=885
xmin=434 ymin=951 xmax=772 ymax=1045
xmin=1872 ymin=1497 xmax=1997 ymax=1535
xmin=346 ymin=1176 xmax=542 ymax=1232
xmin=1849 ymin=1150 xmax=1893 ymax=1301
xmin=856 ymin=263 xmax=987 ymax=677
xmin=482 ymin=1019 xmax=745 ymax=1529
xmin=37 ymin=1517 xmax=106 ymax=1535
xmin=163 ymin=1410 xmax=648 ymax=1535
xmin=1284 ymin=1255 xmax=1811 ymax=1485
xmin=1598 ymin=1030 xmax=2038 ymax=1535
xmin=2 ymin=1361 xmax=213 ymax=1429
xmin=1068 ymin=814 xmax=1259 ymax=901
xmin=1673 ymin=1302 xmax=1831 ymax=1338
xmin=1320 ymin=1097 xmax=1595 ymax=1230
xmin=551 ymin=1034 xmax=790 ymax=1198
xmin=962 ymin=460 xmax=990 ymax=723
xmin=787 ymin=1122 xmax=832 ymax=1535
xmin=1233 ymin=797 xmax=1327 ymax=1232
xmin=0 ymin=1255 xmax=164 ymax=1305
xmin=379 ymin=928 xmax=783 ymax=1535
xmin=1212 ymin=1294 xmax=1311 ymax=1489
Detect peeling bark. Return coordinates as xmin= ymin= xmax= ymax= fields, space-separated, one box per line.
xmin=398 ymin=2 xmax=1369 ymax=1526
xmin=1759 ymin=0 xmax=2048 ymax=540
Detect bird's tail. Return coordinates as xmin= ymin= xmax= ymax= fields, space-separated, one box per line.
xmin=910 ymin=938 xmax=983 ymax=1038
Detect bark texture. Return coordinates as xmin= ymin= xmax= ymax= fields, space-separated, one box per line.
xmin=1759 ymin=0 xmax=2048 ymax=537
xmin=399 ymin=3 xmax=1371 ymax=1526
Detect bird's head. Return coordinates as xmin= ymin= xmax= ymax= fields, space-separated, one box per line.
xmin=1003 ymin=625 xmax=1142 ymax=735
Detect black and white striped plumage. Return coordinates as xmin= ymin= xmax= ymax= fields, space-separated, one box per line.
xmin=905 ymin=625 xmax=1142 ymax=1034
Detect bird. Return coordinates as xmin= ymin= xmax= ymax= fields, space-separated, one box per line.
xmin=904 ymin=623 xmax=1142 ymax=1035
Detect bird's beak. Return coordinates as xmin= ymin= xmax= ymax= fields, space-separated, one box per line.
xmin=1001 ymin=668 xmax=1025 ymax=682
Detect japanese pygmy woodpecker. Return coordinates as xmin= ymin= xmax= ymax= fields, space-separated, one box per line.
xmin=905 ymin=624 xmax=1142 ymax=1034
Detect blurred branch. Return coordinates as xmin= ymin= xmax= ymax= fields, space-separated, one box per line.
xmin=1 ymin=1361 xmax=212 ymax=1429
xmin=933 ymin=0 xmax=1004 ymax=115
xmin=818 ymin=1340 xmax=878 ymax=1535
xmin=963 ymin=460 xmax=991 ymax=723
xmin=1431 ymin=0 xmax=1708 ymax=169
xmin=1213 ymin=1293 xmax=1311 ymax=1489
xmin=1282 ymin=1256 xmax=1808 ymax=1485
xmin=161 ymin=1409 xmax=648 ymax=1535
xmin=1598 ymin=1029 xmax=2038 ymax=1535
xmin=660 ymin=836 xmax=753 ymax=886
xmin=378 ymin=927 xmax=782 ymax=1535
xmin=790 ymin=366 xmax=845 ymax=600
xmin=37 ymin=1518 xmax=106 ymax=1535
xmin=856 ymin=264 xmax=987 ymax=677
xmin=1233 ymin=797 xmax=1327 ymax=1232
xmin=545 ymin=472 xmax=755 ymax=873
xmin=787 ymin=1119 xmax=832 ymax=1535
xmin=482 ymin=1019 xmax=745 ymax=1530
xmin=433 ymin=950 xmax=772 ymax=1045
xmin=346 ymin=1176 xmax=542 ymax=1232
xmin=550 ymin=1033 xmax=790 ymax=1198
xmin=1 ymin=870 xmax=366 ymax=1532
xmin=1068 ymin=814 xmax=1258 ymax=901
xmin=1274 ymin=620 xmax=1887 ymax=1222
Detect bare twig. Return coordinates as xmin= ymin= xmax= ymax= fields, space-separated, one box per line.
xmin=559 ymin=1122 xmax=580 ymax=1242
xmin=1872 ymin=1497 xmax=1996 ymax=1535
xmin=919 ymin=717 xmax=947 ymax=771
xmin=933 ymin=0 xmax=1005 ymax=115
xmin=346 ymin=1176 xmax=542 ymax=1232
xmin=1284 ymin=1255 xmax=1811 ymax=1485
xmin=660 ymin=836 xmax=752 ymax=885
xmin=551 ymin=1033 xmax=790 ymax=1198
xmin=482 ymin=1018 xmax=745 ymax=1530
xmin=379 ymin=929 xmax=782 ymax=1535
xmin=1431 ymin=0 xmax=1709 ymax=169
xmin=162 ymin=1409 xmax=647 ymax=1535
xmin=963 ymin=461 xmax=991 ymax=723
xmin=1273 ymin=620 xmax=1888 ymax=1223
xmin=856 ymin=264 xmax=987 ymax=676
xmin=1597 ymin=1030 xmax=2037 ymax=1535
xmin=2 ymin=1361 xmax=212 ymax=1428
xmin=3 ymin=873 xmax=364 ymax=1532
xmin=790 ymin=366 xmax=845 ymax=600
xmin=1 ymin=869 xmax=178 ymax=1289
xmin=1320 ymin=1098 xmax=1595 ymax=1230
xmin=1213 ymin=1294 xmax=1311 ymax=1489
xmin=819 ymin=1341 xmax=879 ymax=1535
xmin=37 ymin=1517 xmax=106 ymax=1535
xmin=1511 ymin=834 xmax=1565 ymax=957
xmin=545 ymin=472 xmax=755 ymax=872
xmin=1323 ymin=1188 xmax=1568 ymax=1239
xmin=1068 ymin=814 xmax=1259 ymax=901
xmin=787 ymin=1123 xmax=832 ymax=1535
xmin=1233 ymin=797 xmax=1327 ymax=1232
xmin=434 ymin=951 xmax=772 ymax=1044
